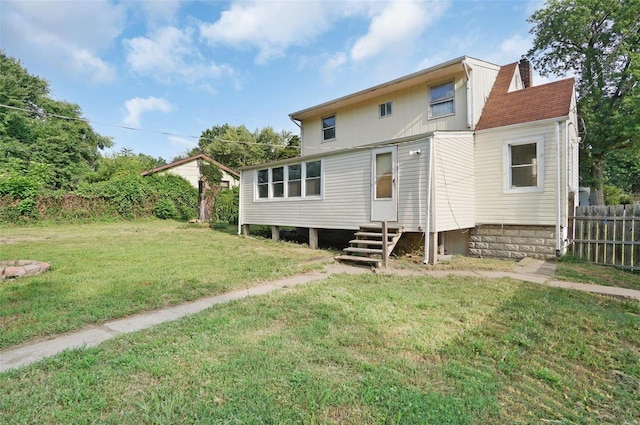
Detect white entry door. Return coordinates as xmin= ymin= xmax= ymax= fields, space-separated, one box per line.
xmin=371 ymin=146 xmax=398 ymax=222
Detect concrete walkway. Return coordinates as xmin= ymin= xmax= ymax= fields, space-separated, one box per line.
xmin=2 ymin=260 xmax=639 ymax=373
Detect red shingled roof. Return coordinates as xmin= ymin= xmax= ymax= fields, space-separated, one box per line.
xmin=475 ymin=63 xmax=574 ymax=131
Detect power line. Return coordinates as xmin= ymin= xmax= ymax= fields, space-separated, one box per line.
xmin=0 ymin=103 xmax=301 ymax=150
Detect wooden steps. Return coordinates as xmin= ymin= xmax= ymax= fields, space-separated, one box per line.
xmin=335 ymin=223 xmax=404 ymax=267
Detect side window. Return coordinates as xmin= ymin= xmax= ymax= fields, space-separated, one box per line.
xmin=257 ymin=169 xmax=269 ymax=198
xmin=305 ymin=161 xmax=321 ymax=196
xmin=272 ymin=167 xmax=284 ymax=198
xmin=322 ymin=115 xmax=336 ymax=141
xmin=379 ymin=101 xmax=392 ymax=117
xmin=287 ymin=164 xmax=301 ymax=197
xmin=504 ymin=138 xmax=543 ymax=192
xmin=430 ymin=82 xmax=454 ymax=118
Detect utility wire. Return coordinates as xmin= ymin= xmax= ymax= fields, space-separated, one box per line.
xmin=0 ymin=103 xmax=302 ymax=150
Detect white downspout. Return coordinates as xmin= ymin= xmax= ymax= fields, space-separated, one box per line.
xmin=424 ymin=137 xmax=434 ymax=264
xmin=555 ymin=121 xmax=562 ymax=256
xmin=462 ymin=60 xmax=473 ymax=129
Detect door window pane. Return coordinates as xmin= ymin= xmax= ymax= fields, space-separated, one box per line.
xmin=375 ymin=152 xmax=392 ymax=199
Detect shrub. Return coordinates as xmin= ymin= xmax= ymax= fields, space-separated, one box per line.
xmin=604 ymin=185 xmax=634 ymax=205
xmin=213 ymin=187 xmax=239 ymax=224
xmin=153 ymin=199 xmax=178 ymax=219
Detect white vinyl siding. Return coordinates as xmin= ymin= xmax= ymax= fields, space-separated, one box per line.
xmin=433 ymin=132 xmax=476 ymax=232
xmin=300 ymin=73 xmax=468 ymax=155
xmin=242 ymin=151 xmax=370 ymax=229
xmin=475 ymin=122 xmax=562 ymax=225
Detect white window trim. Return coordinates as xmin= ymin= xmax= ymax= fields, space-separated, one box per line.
xmin=379 ymin=101 xmax=392 ymax=118
xmin=322 ymin=115 xmax=336 ymax=143
xmin=503 ymin=136 xmax=544 ymax=193
xmin=254 ymin=160 xmax=323 ymax=201
xmin=428 ymin=81 xmax=455 ymax=119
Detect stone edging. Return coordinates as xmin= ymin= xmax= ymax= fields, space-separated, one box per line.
xmin=0 ymin=260 xmax=51 ymax=280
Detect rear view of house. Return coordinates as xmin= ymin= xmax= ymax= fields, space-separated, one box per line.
xmin=239 ymin=56 xmax=578 ymax=264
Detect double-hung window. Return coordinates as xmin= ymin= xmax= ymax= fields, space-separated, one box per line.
xmin=257 ymin=169 xmax=269 ymax=198
xmin=272 ymin=167 xmax=284 ymax=198
xmin=287 ymin=164 xmax=302 ymax=197
xmin=322 ymin=115 xmax=336 ymax=141
xmin=429 ymin=82 xmax=454 ymax=118
xmin=504 ymin=137 xmax=544 ymax=192
xmin=256 ymin=161 xmax=322 ymax=200
xmin=305 ymin=161 xmax=321 ymax=196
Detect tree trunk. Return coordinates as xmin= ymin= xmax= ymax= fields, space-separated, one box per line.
xmin=589 ymin=158 xmax=605 ymax=205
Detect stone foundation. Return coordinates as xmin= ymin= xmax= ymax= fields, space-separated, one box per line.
xmin=469 ymin=225 xmax=557 ymax=259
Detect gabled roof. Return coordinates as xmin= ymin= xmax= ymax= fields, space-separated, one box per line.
xmin=475 ymin=63 xmax=575 ymax=131
xmin=290 ymin=56 xmax=499 ymax=121
xmin=141 ymin=154 xmax=239 ymax=178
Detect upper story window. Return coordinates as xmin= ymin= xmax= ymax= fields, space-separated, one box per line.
xmin=322 ymin=115 xmax=336 ymax=141
xmin=429 ymin=81 xmax=455 ymax=118
xmin=504 ymin=137 xmax=544 ymax=193
xmin=379 ymin=101 xmax=392 ymax=118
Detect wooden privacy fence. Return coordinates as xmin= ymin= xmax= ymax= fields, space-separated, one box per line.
xmin=571 ymin=205 xmax=640 ymax=270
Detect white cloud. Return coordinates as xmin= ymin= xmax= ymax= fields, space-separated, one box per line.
xmin=0 ymin=0 xmax=125 ymax=83
xmin=199 ymin=1 xmax=335 ymax=64
xmin=123 ymin=97 xmax=174 ymax=128
xmin=124 ymin=26 xmax=234 ymax=84
xmin=137 ymin=0 xmax=182 ymax=26
xmin=320 ymin=52 xmax=348 ymax=84
xmin=350 ymin=0 xmax=448 ymax=62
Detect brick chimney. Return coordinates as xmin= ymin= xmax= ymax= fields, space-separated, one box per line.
xmin=519 ymin=57 xmax=533 ymax=88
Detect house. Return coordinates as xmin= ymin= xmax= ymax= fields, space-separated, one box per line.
xmin=142 ymin=153 xmax=239 ymax=221
xmin=238 ymin=56 xmax=578 ymax=265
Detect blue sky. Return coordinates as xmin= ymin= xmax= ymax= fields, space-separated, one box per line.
xmin=1 ymin=0 xmax=549 ymax=162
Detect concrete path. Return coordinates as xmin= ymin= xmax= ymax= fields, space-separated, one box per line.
xmin=1 ymin=260 xmax=639 ymax=373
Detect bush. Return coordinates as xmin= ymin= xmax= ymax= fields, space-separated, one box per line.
xmin=213 ymin=187 xmax=239 ymax=224
xmin=153 ymin=199 xmax=178 ymax=219
xmin=604 ymin=185 xmax=634 ymax=205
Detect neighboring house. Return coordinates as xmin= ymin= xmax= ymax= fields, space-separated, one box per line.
xmin=142 ymin=153 xmax=239 ymax=221
xmin=238 ymin=56 xmax=578 ymax=264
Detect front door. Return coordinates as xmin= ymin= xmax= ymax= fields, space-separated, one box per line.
xmin=371 ymin=146 xmax=398 ymax=222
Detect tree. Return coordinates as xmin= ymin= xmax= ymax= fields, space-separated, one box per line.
xmin=195 ymin=124 xmax=300 ymax=170
xmin=0 ymin=51 xmax=112 ymax=190
xmin=527 ymin=0 xmax=640 ymax=204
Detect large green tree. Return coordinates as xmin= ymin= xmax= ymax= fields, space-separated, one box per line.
xmin=527 ymin=0 xmax=640 ymax=205
xmin=194 ymin=124 xmax=300 ymax=170
xmin=0 ymin=51 xmax=112 ymax=190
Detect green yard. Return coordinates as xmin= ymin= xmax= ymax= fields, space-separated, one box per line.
xmin=1 ymin=221 xmax=639 ymax=424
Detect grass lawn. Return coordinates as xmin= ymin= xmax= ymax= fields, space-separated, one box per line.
xmin=1 ymin=273 xmax=638 ymax=424
xmin=555 ymin=255 xmax=640 ymax=291
xmin=0 ymin=220 xmax=328 ymax=348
